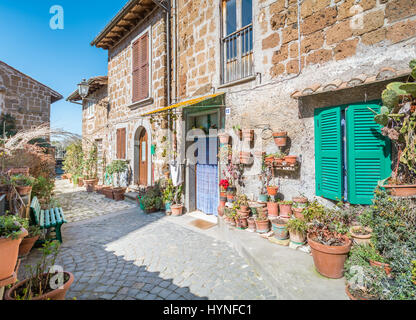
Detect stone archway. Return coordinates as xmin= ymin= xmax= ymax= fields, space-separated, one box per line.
xmin=134 ymin=125 xmax=152 ymax=186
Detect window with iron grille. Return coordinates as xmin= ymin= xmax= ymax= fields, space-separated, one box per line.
xmin=221 ymin=0 xmax=253 ymax=84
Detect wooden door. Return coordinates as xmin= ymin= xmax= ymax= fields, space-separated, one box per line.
xmin=139 ymin=130 xmax=148 ymax=186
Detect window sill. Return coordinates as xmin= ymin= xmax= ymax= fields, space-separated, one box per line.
xmin=218 ymin=75 xmax=257 ymax=89
xmin=128 ymin=97 xmax=154 ymax=110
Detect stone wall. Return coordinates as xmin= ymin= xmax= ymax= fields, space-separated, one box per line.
xmin=0 ymin=62 xmax=55 ymax=131
xmin=175 ymin=0 xmax=416 ymax=202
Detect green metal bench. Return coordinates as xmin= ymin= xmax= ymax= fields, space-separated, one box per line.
xmin=30 ymin=196 xmax=67 ymax=243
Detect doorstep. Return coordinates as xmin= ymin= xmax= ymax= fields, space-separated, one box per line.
xmin=217 ymin=218 xmax=348 ymax=300
xmin=124 ymin=192 xmax=139 ymax=204
xmin=187 ymin=210 xmax=218 ymax=224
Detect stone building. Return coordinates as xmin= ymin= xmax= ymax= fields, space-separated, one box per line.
xmin=71 ymin=0 xmax=416 ymax=215
xmin=0 ymin=60 xmax=62 ymax=130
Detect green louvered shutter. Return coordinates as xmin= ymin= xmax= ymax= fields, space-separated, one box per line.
xmin=346 ymin=104 xmax=391 ymax=205
xmin=315 ymin=107 xmax=343 ymax=201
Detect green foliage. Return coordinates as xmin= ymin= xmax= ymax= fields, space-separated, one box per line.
xmin=410 ymin=59 xmax=416 ymax=70
xmin=236 ymin=194 xmax=249 ymax=207
xmin=106 ymin=160 xmax=128 ymax=187
xmin=32 ymin=176 xmax=55 ymax=205
xmin=10 ymin=174 xmax=35 ymax=187
xmin=63 ymin=142 xmax=84 ymax=177
xmin=287 ymin=218 xmax=307 ymax=234
xmin=0 ymin=215 xmax=24 ymax=239
xmin=83 ymin=144 xmax=98 ymax=180
xmin=141 ymin=183 xmax=163 ymax=211
xmin=278 ymin=200 xmax=293 ymax=205
xmin=162 ymin=179 xmax=175 ymax=203
xmin=0 ymin=113 xmax=17 ymax=138
xmin=382 ymin=89 xmax=400 ymax=110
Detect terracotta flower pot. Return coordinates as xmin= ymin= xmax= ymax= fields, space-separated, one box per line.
xmin=239 ymin=152 xmax=252 ymax=165
xmin=279 ymin=203 xmax=293 ymax=219
xmin=345 ymin=284 xmax=373 ymax=301
xmin=247 ymin=218 xmax=256 ymax=232
xmin=102 ymin=188 xmax=114 ymax=199
xmin=218 ymin=206 xmax=225 ymax=217
xmin=6 ymin=272 xmax=74 ymax=300
xmin=267 ymin=202 xmax=279 ymax=218
xmin=219 ymin=200 xmax=226 ymax=207
xmin=255 ymin=219 xmax=270 ymax=234
xmin=274 ymin=158 xmax=284 ymax=166
xmin=272 ymin=132 xmax=288 ymax=147
xmin=112 ymin=187 xmax=126 ymax=201
xmin=292 ymin=207 xmax=305 ymax=220
xmin=242 ymin=129 xmax=254 ymax=141
xmin=384 ymin=184 xmax=416 ymax=197
xmin=284 ymin=156 xmax=297 ymax=165
xmin=292 ymin=197 xmax=308 ymax=205
xmin=289 ymin=230 xmax=306 ymax=245
xmin=0 ymin=228 xmax=28 ymax=281
xmin=218 ymin=133 xmax=230 ymax=145
xmin=308 ymin=234 xmax=352 ymax=279
xmin=171 ymin=204 xmax=184 ymax=216
xmin=15 ymin=186 xmax=32 ymax=196
xmin=230 ymin=218 xmax=236 ymax=227
xmin=272 ymin=219 xmax=289 ymax=240
xmin=369 ymin=260 xmax=392 ymax=277
xmin=77 ymin=178 xmax=84 ymax=187
xmin=265 ymin=156 xmax=274 ymax=166
xmin=84 ymin=179 xmax=98 ymax=193
xmin=267 ymin=186 xmax=279 ymax=196
xmin=18 ymin=235 xmax=40 ymax=257
xmin=237 ymin=209 xmax=250 ymax=219
xmin=236 ymin=217 xmax=248 ymax=230
xmin=349 ymin=226 xmax=372 ymax=246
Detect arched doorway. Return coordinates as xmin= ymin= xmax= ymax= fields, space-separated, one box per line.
xmin=134 ymin=126 xmax=150 ymax=186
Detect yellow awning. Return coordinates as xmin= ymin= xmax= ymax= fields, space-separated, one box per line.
xmin=141 ymin=93 xmax=225 ymax=116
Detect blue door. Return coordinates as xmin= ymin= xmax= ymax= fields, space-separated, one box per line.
xmin=196 ymin=137 xmax=219 ymax=215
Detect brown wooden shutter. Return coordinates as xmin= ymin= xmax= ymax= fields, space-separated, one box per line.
xmin=120 ymin=128 xmax=126 ymax=159
xmin=138 ymin=33 xmax=149 ymax=101
xmin=132 ymin=40 xmax=140 ymax=102
xmin=116 ymin=129 xmax=121 ymax=159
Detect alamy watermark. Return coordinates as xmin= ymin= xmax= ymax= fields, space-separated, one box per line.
xmin=50 ymin=5 xmax=64 ymax=30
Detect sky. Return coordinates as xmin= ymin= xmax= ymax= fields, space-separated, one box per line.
xmin=0 ymin=0 xmax=128 ymax=135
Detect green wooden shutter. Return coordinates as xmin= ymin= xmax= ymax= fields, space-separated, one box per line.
xmin=315 ymin=106 xmax=343 ymax=201
xmin=346 ymin=104 xmax=391 ymax=205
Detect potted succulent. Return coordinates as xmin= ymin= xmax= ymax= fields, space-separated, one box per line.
xmin=0 ymin=216 xmax=28 ymax=282
xmin=271 ymin=218 xmax=289 ymax=240
xmin=255 ymin=210 xmax=270 ymax=234
xmin=6 ymin=241 xmax=74 ymax=300
xmin=279 ymin=201 xmax=293 ymax=219
xmin=83 ymin=145 xmax=98 ymax=193
xmin=372 ymin=59 xmax=416 ymax=196
xmin=272 ymin=131 xmax=288 ymax=147
xmin=171 ymin=184 xmax=184 ymax=216
xmin=287 ymin=218 xmax=307 ymax=245
xmin=10 ymin=174 xmax=35 ymax=196
xmin=267 ymin=198 xmax=279 ymax=218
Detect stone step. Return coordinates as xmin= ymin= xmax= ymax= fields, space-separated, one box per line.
xmin=124 ymin=192 xmax=139 ymax=204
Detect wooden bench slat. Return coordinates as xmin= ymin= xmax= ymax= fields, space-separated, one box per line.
xmin=40 ymin=210 xmax=45 ymax=228
xmin=44 ymin=209 xmax=51 ymax=228
xmin=50 ymin=209 xmax=57 ymax=226
xmin=60 ymin=208 xmax=67 ymax=223
xmin=55 ymin=208 xmax=62 ymax=224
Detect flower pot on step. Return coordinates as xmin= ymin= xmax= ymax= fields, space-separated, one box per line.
xmin=349 ymin=226 xmax=372 ymax=246
xmin=255 ymin=219 xmax=270 ymax=234
xmin=18 ymin=235 xmax=40 ymax=257
xmin=171 ymin=204 xmax=184 ymax=216
xmin=292 ymin=207 xmax=305 ymax=220
xmin=279 ymin=203 xmax=293 ymax=219
xmin=84 ymin=179 xmax=98 ymax=193
xmin=236 ymin=217 xmax=248 ymax=230
xmin=15 ymin=186 xmax=32 ymax=196
xmin=112 ymin=187 xmax=126 ymax=201
xmin=0 ymin=228 xmax=28 ymax=281
xmin=267 ymin=202 xmax=279 ymax=218
xmin=5 ymin=272 xmax=74 ymax=300
xmin=308 ymin=234 xmax=352 ymax=279
xmin=289 ymin=230 xmax=306 ymax=245
xmin=272 ymin=219 xmax=289 ymax=240
xmin=272 ymin=132 xmax=288 ymax=147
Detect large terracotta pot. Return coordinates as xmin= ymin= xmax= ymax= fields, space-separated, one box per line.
xmin=272 ymin=132 xmax=287 ymax=147
xmin=15 ymin=186 xmax=32 ymax=196
xmin=0 ymin=228 xmax=28 ymax=281
xmin=6 ymin=272 xmax=74 ymax=300
xmin=267 ymin=202 xmax=279 ymax=218
xmin=272 ymin=219 xmax=289 ymax=240
xmin=279 ymin=203 xmax=293 ymax=219
xmin=289 ymin=230 xmax=306 ymax=245
xmin=349 ymin=226 xmax=372 ymax=246
xmin=84 ymin=179 xmax=98 ymax=193
xmin=102 ymin=188 xmax=114 ymax=199
xmin=255 ymin=219 xmax=270 ymax=234
xmin=308 ymin=234 xmax=352 ymax=279
xmin=171 ymin=204 xmax=184 ymax=216
xmin=384 ymin=184 xmax=416 ymax=197
xmin=112 ymin=187 xmax=126 ymax=201
xmin=292 ymin=207 xmax=305 ymax=220
xmin=236 ymin=217 xmax=248 ymax=230
xmin=18 ymin=235 xmax=40 ymax=257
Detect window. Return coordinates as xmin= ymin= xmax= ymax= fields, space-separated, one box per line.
xmin=314 ymin=102 xmax=391 ymax=205
xmin=221 ymin=0 xmax=253 ymax=84
xmin=86 ymin=101 xmax=95 ymax=117
xmin=116 ymin=128 xmax=126 ymax=160
xmin=132 ymin=31 xmax=150 ymax=103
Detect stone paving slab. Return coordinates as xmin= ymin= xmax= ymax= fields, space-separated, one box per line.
xmin=20 ymin=206 xmax=275 ymax=300
xmin=54 ymin=180 xmax=137 ymax=223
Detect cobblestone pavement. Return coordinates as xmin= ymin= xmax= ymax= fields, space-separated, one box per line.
xmin=20 ymin=182 xmax=275 ymax=300
xmin=54 ymin=179 xmax=136 ymax=223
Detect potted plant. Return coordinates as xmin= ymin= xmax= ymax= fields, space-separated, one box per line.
xmin=141 ymin=184 xmax=164 ymax=214
xmin=83 ymin=144 xmax=98 ymax=193
xmin=267 ymin=185 xmax=279 ymax=196
xmin=163 ymin=179 xmax=174 ymax=214
xmin=284 ymin=155 xmax=298 ymax=165
xmin=16 ymin=218 xmax=42 ymax=258
xmin=271 ymin=218 xmax=288 ymax=240
xmin=236 ymin=194 xmax=250 ymax=214
xmin=241 ymin=129 xmax=254 ymax=142
xmin=233 ymin=124 xmax=242 ymax=140
xmin=287 ymin=218 xmax=307 ymax=245
xmin=219 ymin=179 xmax=229 ymax=199
xmin=267 ymin=198 xmax=279 ymax=218
xmin=109 ymin=160 xmax=128 ymax=201
xmin=6 ymin=241 xmax=74 ymax=300
xmin=10 ymin=174 xmax=35 ymax=196
xmin=239 ymin=151 xmax=252 ymax=165
xmin=0 ymin=216 xmax=28 ymax=282
xmin=258 ymin=160 xmax=272 ymax=202
xmin=273 ymin=151 xmax=287 ymax=166
xmin=372 ymin=59 xmax=416 ymax=196
xmin=0 ymin=174 xmax=10 ymax=195
xmin=272 ymin=131 xmax=288 ymax=147
xmin=279 ymin=201 xmax=293 ymax=219
xmin=255 ymin=210 xmax=270 ymax=234
xmin=307 ymin=205 xmax=352 ymax=279
xmin=171 ymin=184 xmax=184 ymax=216
xmin=218 ymin=131 xmax=230 ymax=145
xmin=247 ymin=217 xmax=256 ymax=232
xmin=236 ymin=204 xmax=248 ymax=230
